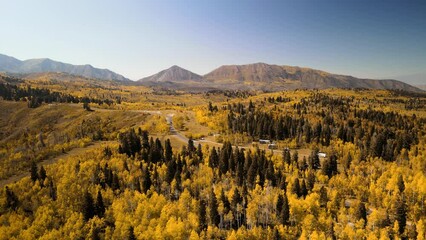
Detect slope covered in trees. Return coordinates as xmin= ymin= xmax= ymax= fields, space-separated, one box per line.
xmin=1 ymin=88 xmax=426 ymax=239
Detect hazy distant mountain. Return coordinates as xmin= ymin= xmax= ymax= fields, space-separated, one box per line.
xmin=416 ymin=85 xmax=426 ymax=91
xmin=0 ymin=53 xmax=129 ymax=82
xmin=139 ymin=65 xmax=202 ymax=83
xmin=203 ymin=63 xmax=422 ymax=92
xmin=390 ymin=72 xmax=426 ymax=85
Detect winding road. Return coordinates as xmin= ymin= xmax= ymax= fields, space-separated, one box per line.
xmin=1 ymin=106 xmax=286 ymax=187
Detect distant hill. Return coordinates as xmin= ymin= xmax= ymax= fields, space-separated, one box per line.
xmin=0 ymin=53 xmax=129 ymax=82
xmin=202 ymin=63 xmax=422 ymax=92
xmin=390 ymin=72 xmax=426 ymax=86
xmin=416 ymin=85 xmax=426 ymax=91
xmin=139 ymin=65 xmax=203 ymax=83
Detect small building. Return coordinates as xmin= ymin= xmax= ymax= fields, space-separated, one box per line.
xmin=317 ymin=152 xmax=327 ymax=158
xmin=268 ymin=143 xmax=278 ymax=149
xmin=259 ymin=139 xmax=271 ymax=144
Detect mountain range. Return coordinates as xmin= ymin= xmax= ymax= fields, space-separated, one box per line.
xmin=0 ymin=53 xmax=129 ymax=82
xmin=138 ymin=63 xmax=422 ymax=92
xmin=0 ymin=53 xmax=422 ymax=92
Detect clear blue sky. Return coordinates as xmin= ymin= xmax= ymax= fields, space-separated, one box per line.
xmin=1 ymin=0 xmax=425 ymax=82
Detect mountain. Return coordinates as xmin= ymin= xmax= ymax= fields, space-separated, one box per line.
xmin=139 ymin=65 xmax=202 ymax=83
xmin=416 ymin=85 xmax=426 ymax=91
xmin=203 ymin=63 xmax=422 ymax=92
xmin=0 ymin=53 xmax=129 ymax=82
xmin=390 ymin=72 xmax=426 ymax=85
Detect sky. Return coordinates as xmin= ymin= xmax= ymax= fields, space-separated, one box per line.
xmin=0 ymin=0 xmax=425 ymax=83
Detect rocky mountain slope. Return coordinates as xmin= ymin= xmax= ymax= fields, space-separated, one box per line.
xmin=0 ymin=53 xmax=129 ymax=82
xmin=203 ymin=63 xmax=422 ymax=92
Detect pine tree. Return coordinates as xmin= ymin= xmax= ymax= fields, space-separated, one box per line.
xmin=306 ymin=171 xmax=315 ymax=191
xmin=209 ymin=188 xmax=220 ymax=227
xmin=292 ymin=178 xmax=301 ymax=198
xmin=209 ymin=147 xmax=219 ymax=168
xmin=142 ymin=167 xmax=152 ymax=193
xmin=198 ymin=199 xmax=207 ymax=233
xmin=128 ymin=226 xmax=136 ymax=240
xmin=220 ymin=189 xmax=230 ymax=215
xmin=353 ymin=201 xmax=367 ymax=224
xmin=273 ymin=227 xmax=281 ymax=240
xmin=39 ymin=166 xmax=47 ymax=182
xmin=280 ymin=193 xmax=290 ymax=226
xmin=308 ymin=149 xmax=321 ymax=170
xmin=292 ymin=151 xmax=299 ymax=165
xmin=301 ymin=180 xmax=308 ymax=198
xmin=397 ymin=174 xmax=405 ymax=193
xmin=49 ymin=179 xmax=57 ymax=201
xmin=276 ymin=194 xmax=284 ymax=215
xmin=30 ymin=161 xmax=38 ymax=182
xmin=197 ymin=143 xmax=203 ymax=161
xmin=95 ymin=190 xmax=105 ymax=218
xmin=394 ymin=195 xmax=406 ymax=235
xmin=187 ymin=139 xmax=195 ymax=153
xmin=283 ymin=149 xmax=291 ymax=165
xmin=4 ymin=186 xmax=19 ymax=210
xmin=164 ymin=139 xmax=173 ymax=162
xmin=319 ymin=186 xmax=328 ymax=208
xmin=83 ymin=191 xmax=95 ymax=221
xmin=111 ymin=173 xmax=120 ymax=191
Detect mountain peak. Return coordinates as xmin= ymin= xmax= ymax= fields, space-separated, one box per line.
xmin=139 ymin=65 xmax=202 ymax=82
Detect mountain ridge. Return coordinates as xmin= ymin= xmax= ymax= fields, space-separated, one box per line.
xmin=1 ymin=53 xmax=422 ymax=92
xmin=0 ymin=53 xmax=129 ymax=82
xmin=201 ymin=63 xmax=422 ymax=92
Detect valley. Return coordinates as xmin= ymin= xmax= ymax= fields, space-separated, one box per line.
xmin=0 ymin=72 xmax=425 ymax=239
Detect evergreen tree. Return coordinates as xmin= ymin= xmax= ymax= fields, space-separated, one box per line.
xmin=300 ymin=180 xmax=308 ymax=198
xmin=319 ymin=186 xmax=328 ymax=208
xmin=308 ymin=150 xmax=321 ymax=170
xmin=4 ymin=186 xmax=19 ymax=210
xmin=394 ymin=195 xmax=407 ymax=235
xmin=198 ymin=199 xmax=207 ymax=233
xmin=49 ymin=179 xmax=57 ymax=201
xmin=306 ymin=171 xmax=315 ymax=191
xmin=209 ymin=188 xmax=220 ymax=227
xmin=276 ymin=194 xmax=284 ymax=214
xmin=292 ymin=151 xmax=299 ymax=165
xmin=292 ymin=178 xmax=301 ymax=198
xmin=353 ymin=201 xmax=367 ymax=224
xmin=30 ymin=161 xmax=38 ymax=182
xmin=95 ymin=190 xmax=105 ymax=218
xmin=197 ymin=143 xmax=203 ymax=161
xmin=164 ymin=139 xmax=173 ymax=162
xmin=111 ymin=173 xmax=120 ymax=191
xmin=220 ymin=189 xmax=230 ymax=215
xmin=397 ymin=174 xmax=405 ymax=193
xmin=280 ymin=193 xmax=290 ymax=226
xmin=282 ymin=149 xmax=291 ymax=165
xmin=273 ymin=227 xmax=281 ymax=240
xmin=39 ymin=166 xmax=47 ymax=182
xmin=142 ymin=167 xmax=152 ymax=193
xmin=209 ymin=147 xmax=219 ymax=168
xmin=83 ymin=191 xmax=95 ymax=221
xmin=187 ymin=139 xmax=195 ymax=153
xmin=128 ymin=226 xmax=136 ymax=240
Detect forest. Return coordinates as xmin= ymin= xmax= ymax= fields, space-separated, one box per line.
xmin=1 ymin=84 xmax=426 ymax=239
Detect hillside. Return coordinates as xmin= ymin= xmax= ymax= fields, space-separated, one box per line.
xmin=0 ymin=88 xmax=425 ymax=239
xmin=0 ymin=53 xmax=129 ymax=82
xmin=204 ymin=63 xmax=423 ymax=92
xmin=139 ymin=65 xmax=203 ymax=83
